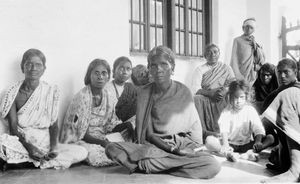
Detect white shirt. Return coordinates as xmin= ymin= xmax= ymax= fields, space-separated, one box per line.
xmin=219 ymin=104 xmax=265 ymax=145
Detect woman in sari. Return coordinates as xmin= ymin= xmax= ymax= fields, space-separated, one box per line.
xmin=105 ymin=46 xmax=220 ymax=179
xmin=252 ymin=63 xmax=278 ymax=114
xmin=0 ymin=49 xmax=88 ymax=170
xmin=61 ymin=59 xmax=131 ymax=167
xmin=192 ymin=44 xmax=235 ymax=140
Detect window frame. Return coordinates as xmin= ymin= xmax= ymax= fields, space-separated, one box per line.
xmin=129 ymin=0 xmax=212 ymax=58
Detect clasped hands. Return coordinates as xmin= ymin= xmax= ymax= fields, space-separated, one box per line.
xmin=27 ymin=143 xmax=58 ymax=161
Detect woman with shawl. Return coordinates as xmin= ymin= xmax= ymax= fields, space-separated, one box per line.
xmin=192 ymin=44 xmax=235 ymax=140
xmin=105 ymin=46 xmax=220 ymax=179
xmin=61 ymin=59 xmax=131 ymax=167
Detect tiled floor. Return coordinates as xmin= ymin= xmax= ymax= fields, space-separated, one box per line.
xmin=0 ymin=152 xmax=278 ymax=184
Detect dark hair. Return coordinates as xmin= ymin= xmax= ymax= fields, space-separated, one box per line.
xmin=147 ymin=45 xmax=175 ymax=71
xmin=228 ymin=79 xmax=251 ymax=103
xmin=277 ymin=58 xmax=297 ymax=72
xmin=21 ymin=49 xmax=46 ymax=72
xmin=260 ymin=63 xmax=276 ymax=74
xmin=84 ymin=59 xmax=111 ymax=85
xmin=204 ymin=43 xmax=220 ymax=58
xmin=131 ymin=64 xmax=149 ymax=86
xmin=112 ymin=56 xmax=132 ymax=78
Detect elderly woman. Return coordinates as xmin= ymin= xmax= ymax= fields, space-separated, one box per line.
xmin=105 ymin=46 xmax=220 ymax=179
xmin=61 ymin=59 xmax=132 ymax=167
xmin=261 ymin=58 xmax=300 ymax=183
xmin=0 ymin=49 xmax=87 ymax=170
xmin=192 ymin=44 xmax=235 ymax=140
xmin=252 ymin=63 xmax=278 ymax=114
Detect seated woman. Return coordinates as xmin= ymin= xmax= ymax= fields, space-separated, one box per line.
xmin=192 ymin=44 xmax=235 ymax=140
xmin=205 ymin=80 xmax=274 ymax=162
xmin=252 ymin=63 xmax=278 ymax=114
xmin=105 ymin=46 xmax=221 ymax=179
xmin=105 ymin=56 xmax=134 ymax=106
xmin=261 ymin=58 xmax=300 ymax=183
xmin=61 ymin=59 xmax=132 ymax=167
xmin=105 ymin=56 xmax=135 ymax=134
xmin=0 ymin=49 xmax=88 ymax=170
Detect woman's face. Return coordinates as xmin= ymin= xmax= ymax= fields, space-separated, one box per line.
xmin=205 ymin=46 xmax=219 ymax=64
xmin=259 ymin=70 xmax=273 ymax=85
xmin=90 ymin=64 xmax=109 ymax=89
xmin=149 ymin=56 xmax=173 ymax=86
xmin=114 ymin=60 xmax=132 ymax=83
xmin=231 ymin=89 xmax=246 ymax=111
xmin=277 ymin=65 xmax=297 ymax=86
xmin=23 ymin=56 xmax=45 ymax=80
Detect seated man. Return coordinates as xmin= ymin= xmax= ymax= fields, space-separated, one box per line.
xmin=105 ymin=46 xmax=221 ymax=179
xmin=0 ymin=49 xmax=87 ymax=170
xmin=261 ymin=58 xmax=300 ymax=182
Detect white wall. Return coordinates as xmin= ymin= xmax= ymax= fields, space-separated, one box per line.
xmin=212 ymin=0 xmax=247 ymax=65
xmin=0 ymin=0 xmax=130 ymax=130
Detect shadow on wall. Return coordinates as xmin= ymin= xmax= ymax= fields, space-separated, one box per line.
xmin=57 ymin=75 xmax=77 ymax=139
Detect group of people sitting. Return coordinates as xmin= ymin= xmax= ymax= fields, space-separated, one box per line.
xmin=0 ymin=43 xmax=299 ymax=182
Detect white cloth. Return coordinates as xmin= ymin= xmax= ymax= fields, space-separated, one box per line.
xmin=104 ymin=80 xmax=125 ymax=105
xmin=0 ymin=81 xmax=88 ymax=169
xmin=262 ymin=87 xmax=300 ymax=143
xmin=219 ymin=104 xmax=265 ymax=145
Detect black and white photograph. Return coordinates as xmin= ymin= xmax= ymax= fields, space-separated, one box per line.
xmin=0 ymin=0 xmax=300 ymax=183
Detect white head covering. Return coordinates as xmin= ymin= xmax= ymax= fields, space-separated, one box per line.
xmin=243 ymin=18 xmax=256 ymax=27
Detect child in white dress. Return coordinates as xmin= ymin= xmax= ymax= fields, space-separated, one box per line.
xmin=205 ymin=80 xmax=274 ymax=162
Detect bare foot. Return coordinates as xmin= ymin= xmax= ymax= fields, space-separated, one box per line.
xmin=260 ymin=170 xmax=299 ymax=183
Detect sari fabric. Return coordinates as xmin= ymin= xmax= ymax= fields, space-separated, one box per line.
xmin=105 ymin=81 xmax=221 ymax=179
xmin=0 ymin=81 xmax=87 ymax=169
xmin=61 ymin=85 xmax=123 ymax=167
xmin=230 ymin=35 xmax=265 ymax=84
xmin=193 ymin=62 xmax=235 ymax=139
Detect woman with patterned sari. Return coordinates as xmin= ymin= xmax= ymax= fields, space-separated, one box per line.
xmin=192 ymin=44 xmax=235 ymax=140
xmin=61 ymin=59 xmax=132 ymax=167
xmin=0 ymin=49 xmax=88 ymax=170
xmin=105 ymin=46 xmax=220 ymax=179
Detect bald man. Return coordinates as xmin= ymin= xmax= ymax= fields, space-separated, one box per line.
xmin=230 ymin=18 xmax=265 ymax=85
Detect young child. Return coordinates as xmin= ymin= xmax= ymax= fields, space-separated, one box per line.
xmin=205 ymin=80 xmax=274 ymax=162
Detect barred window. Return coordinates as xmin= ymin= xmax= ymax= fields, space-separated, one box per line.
xmin=129 ymin=0 xmax=211 ymax=57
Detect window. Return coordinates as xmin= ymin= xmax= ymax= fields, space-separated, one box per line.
xmin=129 ymin=0 xmax=211 ymax=57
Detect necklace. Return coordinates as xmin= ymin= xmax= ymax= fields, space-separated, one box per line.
xmin=92 ymin=94 xmax=103 ymax=107
xmin=19 ymin=87 xmax=34 ymax=99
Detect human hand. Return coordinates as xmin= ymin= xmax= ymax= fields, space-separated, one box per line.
xmin=42 ymin=151 xmax=58 ymax=161
xmin=177 ymin=148 xmax=197 ymax=157
xmin=212 ymin=87 xmax=225 ymax=101
xmin=253 ymin=142 xmax=263 ymax=153
xmin=26 ymin=143 xmax=45 ymax=161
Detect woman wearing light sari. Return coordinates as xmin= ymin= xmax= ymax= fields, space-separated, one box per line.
xmin=61 ymin=59 xmax=131 ymax=167
xmin=105 ymin=46 xmax=220 ymax=179
xmin=192 ymin=44 xmax=235 ymax=140
xmin=0 ymin=49 xmax=88 ymax=170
